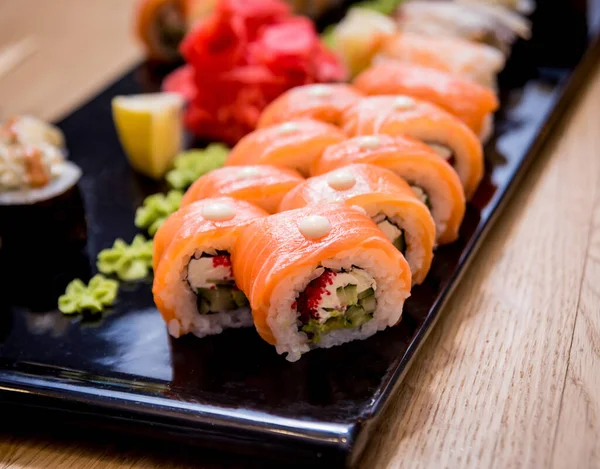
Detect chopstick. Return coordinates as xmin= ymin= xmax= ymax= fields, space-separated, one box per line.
xmin=0 ymin=37 xmax=38 ymax=80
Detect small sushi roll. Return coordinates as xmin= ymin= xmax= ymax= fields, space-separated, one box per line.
xmin=225 ymin=119 xmax=346 ymax=177
xmin=181 ymin=165 xmax=305 ymax=213
xmin=342 ymin=95 xmax=484 ymax=199
xmin=377 ymin=32 xmax=505 ymax=89
xmin=257 ymin=84 xmax=364 ymax=129
xmin=0 ymin=143 xmax=81 ymax=206
xmin=312 ymin=135 xmax=465 ymax=245
xmin=152 ymin=197 xmax=269 ymax=338
xmin=353 ymin=61 xmax=499 ymax=141
xmin=280 ymin=163 xmax=436 ymax=284
xmin=232 ymin=203 xmax=412 ymax=361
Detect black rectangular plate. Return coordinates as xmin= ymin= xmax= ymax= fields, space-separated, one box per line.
xmin=1 ymin=1 xmax=599 ymax=467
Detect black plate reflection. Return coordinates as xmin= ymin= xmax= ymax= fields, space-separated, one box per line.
xmin=0 ymin=0 xmax=599 ymax=467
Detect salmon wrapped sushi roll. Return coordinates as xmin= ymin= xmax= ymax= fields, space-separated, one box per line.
xmin=353 ymin=61 xmax=499 ymax=141
xmin=280 ymin=164 xmax=435 ymax=284
xmin=232 ymin=204 xmax=412 ymax=361
xmin=312 ymin=135 xmax=465 ymax=244
xmin=342 ymin=95 xmax=484 ymax=199
xmin=377 ymin=32 xmax=505 ymax=89
xmin=181 ymin=165 xmax=304 ymax=213
xmin=153 ymin=197 xmax=269 ymax=338
xmin=226 ymin=119 xmax=346 ymax=177
xmin=257 ymin=84 xmax=363 ymax=129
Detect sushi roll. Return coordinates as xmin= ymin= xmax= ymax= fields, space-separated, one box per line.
xmin=232 ymin=203 xmax=412 ymax=361
xmin=342 ymin=95 xmax=484 ymax=199
xmin=394 ymin=1 xmax=532 ymax=55
xmin=181 ymin=165 xmax=305 ymax=213
xmin=279 ymin=163 xmax=436 ymax=284
xmin=225 ymin=119 xmax=346 ymax=177
xmin=353 ymin=61 xmax=499 ymax=141
xmin=257 ymin=84 xmax=364 ymax=129
xmin=0 ymin=116 xmax=81 ymax=206
xmin=312 ymin=135 xmax=465 ymax=245
xmin=377 ymin=32 xmax=505 ymax=89
xmin=152 ymin=197 xmax=269 ymax=338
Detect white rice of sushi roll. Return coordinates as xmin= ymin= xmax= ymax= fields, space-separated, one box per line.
xmin=266 ymin=246 xmax=411 ymax=362
xmin=155 ymin=234 xmax=253 ymax=339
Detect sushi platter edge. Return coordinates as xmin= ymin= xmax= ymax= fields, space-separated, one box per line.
xmin=0 ymin=2 xmax=599 ymax=468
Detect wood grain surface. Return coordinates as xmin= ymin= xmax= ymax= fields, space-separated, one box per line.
xmin=0 ymin=1 xmax=599 ymax=468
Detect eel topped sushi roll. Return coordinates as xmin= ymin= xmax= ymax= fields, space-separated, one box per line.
xmin=153 ymin=197 xmax=269 ymax=338
xmin=312 ymin=135 xmax=465 ymax=245
xmin=225 ymin=119 xmax=346 ymax=177
xmin=353 ymin=60 xmax=499 ymax=141
xmin=377 ymin=32 xmax=505 ymax=88
xmin=257 ymin=84 xmax=364 ymax=128
xmin=342 ymin=95 xmax=484 ymax=199
xmin=181 ymin=164 xmax=304 ymax=213
xmin=280 ymin=163 xmax=436 ymax=284
xmin=232 ymin=203 xmax=412 ymax=361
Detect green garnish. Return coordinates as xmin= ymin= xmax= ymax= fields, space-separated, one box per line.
xmin=320 ymin=25 xmax=337 ymax=50
xmin=165 ymin=143 xmax=229 ymax=190
xmin=58 ymin=275 xmax=118 ymax=315
xmin=354 ymin=0 xmax=404 ymax=15
xmin=97 ymin=234 xmax=153 ymax=281
xmin=135 ymin=190 xmax=183 ymax=236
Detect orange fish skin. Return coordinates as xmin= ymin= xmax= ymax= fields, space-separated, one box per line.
xmin=225 ymin=119 xmax=346 ymax=177
xmin=257 ymin=84 xmax=364 ymax=129
xmin=280 ymin=163 xmax=436 ymax=284
xmin=152 ymin=197 xmax=269 ymax=323
xmin=342 ymin=95 xmax=484 ymax=199
xmin=353 ymin=61 xmax=498 ymax=137
xmin=181 ymin=165 xmax=305 ymax=213
xmin=312 ymin=135 xmax=465 ymax=245
xmin=232 ymin=203 xmax=412 ymax=346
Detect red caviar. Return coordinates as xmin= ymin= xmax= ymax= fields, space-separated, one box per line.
xmin=296 ymin=270 xmax=336 ymax=321
xmin=212 ymin=254 xmax=232 ymax=268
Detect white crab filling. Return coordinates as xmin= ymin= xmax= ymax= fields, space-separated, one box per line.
xmin=372 ymin=214 xmax=402 ymax=243
xmin=187 ymin=255 xmax=233 ymax=290
xmin=315 ymin=270 xmax=375 ymax=323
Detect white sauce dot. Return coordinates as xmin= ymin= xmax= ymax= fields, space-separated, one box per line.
xmin=277 ymin=122 xmax=300 ymax=135
xmin=393 ymin=96 xmax=415 ymax=110
xmin=298 ymin=215 xmax=332 ymax=239
xmin=202 ymin=201 xmax=235 ymax=221
xmin=357 ymin=135 xmax=382 ymax=150
xmin=236 ymin=166 xmax=261 ymax=179
xmin=168 ymin=319 xmax=181 ymax=338
xmin=308 ymin=85 xmax=333 ymax=97
xmin=327 ymin=169 xmax=356 ymax=190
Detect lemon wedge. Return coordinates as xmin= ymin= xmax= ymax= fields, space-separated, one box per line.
xmin=112 ymin=93 xmax=184 ymax=180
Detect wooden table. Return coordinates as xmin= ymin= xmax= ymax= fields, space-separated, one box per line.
xmin=1 ymin=1 xmax=599 ymax=468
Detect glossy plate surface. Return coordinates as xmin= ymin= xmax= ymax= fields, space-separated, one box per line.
xmin=0 ymin=1 xmax=599 ymax=467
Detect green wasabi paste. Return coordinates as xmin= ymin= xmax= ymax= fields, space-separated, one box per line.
xmin=58 ymin=275 xmax=118 ymax=315
xmin=135 ymin=190 xmax=183 ymax=236
xmin=97 ymin=234 xmax=153 ymax=281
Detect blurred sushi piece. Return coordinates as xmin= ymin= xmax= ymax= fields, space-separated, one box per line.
xmin=0 ymin=116 xmax=81 ymax=206
xmin=353 ymin=61 xmax=499 ymax=141
xmin=395 ymin=1 xmax=532 ymax=55
xmin=326 ymin=7 xmax=398 ymax=77
xmin=377 ymin=32 xmax=506 ymax=89
xmin=458 ymin=0 xmax=535 ymax=15
xmin=134 ymin=0 xmax=345 ymax=62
